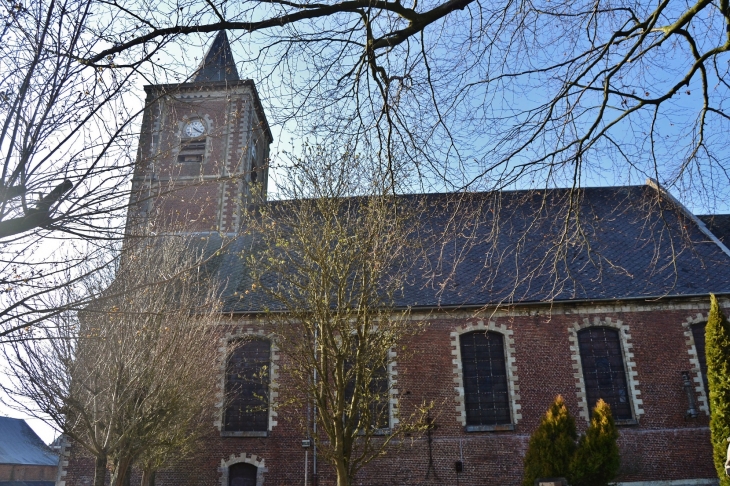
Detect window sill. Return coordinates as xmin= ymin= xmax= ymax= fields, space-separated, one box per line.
xmin=614 ymin=419 xmax=638 ymax=426
xmin=221 ymin=431 xmax=269 ymax=438
xmin=465 ymin=423 xmax=515 ymax=433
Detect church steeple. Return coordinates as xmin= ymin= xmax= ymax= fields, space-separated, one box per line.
xmin=130 ymin=31 xmax=272 ymax=235
xmin=193 ymin=31 xmax=239 ymax=82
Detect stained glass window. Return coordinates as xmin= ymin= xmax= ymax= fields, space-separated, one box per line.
xmin=460 ymin=331 xmax=511 ymax=426
xmin=578 ymin=327 xmax=632 ymax=420
xmin=691 ymin=322 xmax=708 ymax=395
xmin=344 ymin=350 xmax=390 ymax=430
xmin=224 ymin=339 xmax=270 ymax=432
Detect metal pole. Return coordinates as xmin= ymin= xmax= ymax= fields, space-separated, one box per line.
xmin=305 ymin=376 xmax=311 ymax=486
xmin=313 ymin=328 xmax=318 ymax=486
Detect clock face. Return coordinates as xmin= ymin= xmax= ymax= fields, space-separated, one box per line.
xmin=184 ymin=119 xmax=205 ymax=138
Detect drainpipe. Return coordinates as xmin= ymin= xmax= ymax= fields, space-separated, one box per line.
xmin=313 ymin=328 xmax=318 ymax=486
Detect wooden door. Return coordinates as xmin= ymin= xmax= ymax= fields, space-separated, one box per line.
xmin=229 ymin=463 xmax=257 ymax=486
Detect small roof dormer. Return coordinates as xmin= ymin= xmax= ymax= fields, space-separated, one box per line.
xmin=193 ymin=30 xmax=239 ymax=83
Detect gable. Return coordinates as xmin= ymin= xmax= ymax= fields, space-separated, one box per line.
xmin=0 ymin=417 xmax=57 ymax=466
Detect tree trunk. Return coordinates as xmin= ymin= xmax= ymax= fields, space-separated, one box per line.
xmin=140 ymin=469 xmax=156 ymax=486
xmin=110 ymin=458 xmax=132 ymax=486
xmin=93 ymin=453 xmax=107 ymax=486
xmin=335 ymin=460 xmax=350 ymax=486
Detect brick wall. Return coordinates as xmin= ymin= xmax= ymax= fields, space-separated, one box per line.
xmin=0 ymin=464 xmax=57 ymax=481
xmin=128 ymin=81 xmax=270 ymax=234
xmin=63 ymin=299 xmax=721 ymax=485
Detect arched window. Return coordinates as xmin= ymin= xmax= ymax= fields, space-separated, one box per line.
xmin=691 ymin=322 xmax=708 ymax=394
xmin=369 ymin=363 xmax=389 ymax=429
xmin=343 ymin=343 xmax=390 ymax=430
xmin=577 ymin=327 xmax=632 ymax=420
xmin=250 ymin=140 xmax=258 ymax=182
xmin=224 ymin=339 xmax=271 ymax=433
xmin=459 ymin=331 xmax=511 ymax=427
xmin=228 ymin=463 xmax=257 ymax=486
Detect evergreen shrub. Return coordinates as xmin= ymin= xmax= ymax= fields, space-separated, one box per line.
xmin=569 ymin=398 xmax=620 ymax=486
xmin=706 ymin=294 xmax=730 ymax=486
xmin=522 ymin=395 xmax=577 ymax=486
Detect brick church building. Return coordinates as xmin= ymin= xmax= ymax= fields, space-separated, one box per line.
xmin=62 ymin=32 xmax=730 ymax=486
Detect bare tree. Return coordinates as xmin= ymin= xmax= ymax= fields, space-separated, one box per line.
xmin=0 ymin=0 xmax=136 ymax=240
xmin=72 ymin=0 xmax=730 ymax=202
xmin=1 ymin=229 xmax=227 ymax=486
xmin=244 ymin=145 xmax=429 ymax=486
xmin=3 ymin=0 xmax=726 ymax=339
xmin=0 ymin=0 xmax=149 ymax=341
xmin=5 ymin=0 xmax=707 ymax=315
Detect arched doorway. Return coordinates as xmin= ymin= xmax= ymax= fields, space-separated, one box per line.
xmin=229 ymin=463 xmax=258 ymax=486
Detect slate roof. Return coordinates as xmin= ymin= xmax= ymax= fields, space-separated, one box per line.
xmin=193 ymin=31 xmax=239 ymax=83
xmin=0 ymin=417 xmax=57 ymax=466
xmin=200 ymin=184 xmax=730 ymax=312
xmin=698 ymin=214 xmax=730 ymax=246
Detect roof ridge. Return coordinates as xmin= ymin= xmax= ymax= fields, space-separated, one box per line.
xmin=263 ymin=185 xmax=648 ymax=204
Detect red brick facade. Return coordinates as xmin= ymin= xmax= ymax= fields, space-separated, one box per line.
xmin=63 ymin=49 xmax=723 ymax=485
xmin=64 ymin=301 xmax=720 ymax=485
xmin=127 ymin=79 xmax=271 ymax=234
xmin=0 ymin=464 xmax=57 ymax=481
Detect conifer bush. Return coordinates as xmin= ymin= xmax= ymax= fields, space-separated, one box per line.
xmin=569 ymin=399 xmax=620 ymax=486
xmin=522 ymin=395 xmax=577 ymax=486
xmin=706 ymin=294 xmax=730 ymax=486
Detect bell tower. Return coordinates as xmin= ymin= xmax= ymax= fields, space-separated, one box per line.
xmin=129 ymin=31 xmax=272 ymax=234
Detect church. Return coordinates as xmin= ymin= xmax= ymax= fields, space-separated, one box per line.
xmin=61 ymin=31 xmax=730 ymax=486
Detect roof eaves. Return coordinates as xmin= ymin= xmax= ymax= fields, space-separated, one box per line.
xmin=225 ymin=291 xmax=729 ymax=315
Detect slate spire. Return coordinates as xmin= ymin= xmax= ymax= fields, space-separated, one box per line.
xmin=193 ymin=31 xmax=239 ymax=82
